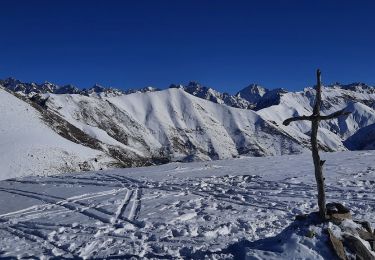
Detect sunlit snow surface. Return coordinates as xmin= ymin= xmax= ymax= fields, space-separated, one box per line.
xmin=0 ymin=151 xmax=374 ymax=259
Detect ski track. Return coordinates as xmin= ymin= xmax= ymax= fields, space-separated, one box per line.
xmin=111 ymin=188 xmax=131 ymax=225
xmin=0 ymin=151 xmax=374 ymax=259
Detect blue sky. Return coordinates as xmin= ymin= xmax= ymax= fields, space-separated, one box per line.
xmin=0 ymin=0 xmax=374 ymax=93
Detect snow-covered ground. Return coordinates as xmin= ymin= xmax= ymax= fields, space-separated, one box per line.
xmin=0 ymin=150 xmax=374 ymax=259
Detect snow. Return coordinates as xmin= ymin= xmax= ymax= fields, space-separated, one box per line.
xmin=345 ymin=123 xmax=375 ymax=150
xmin=258 ymin=85 xmax=375 ymax=151
xmin=236 ymin=84 xmax=268 ymax=104
xmin=46 ymin=88 xmax=308 ymax=162
xmin=2 ymin=80 xmax=374 ymax=180
xmin=0 ymin=88 xmax=115 ymax=180
xmin=0 ymin=150 xmax=374 ymax=259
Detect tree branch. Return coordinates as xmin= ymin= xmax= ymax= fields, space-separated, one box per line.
xmin=319 ymin=109 xmax=351 ymax=121
xmin=283 ymin=115 xmax=315 ymax=126
xmin=282 ymin=109 xmax=351 ymax=126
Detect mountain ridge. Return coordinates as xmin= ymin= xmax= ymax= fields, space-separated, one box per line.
xmin=0 ymin=77 xmax=374 ymax=179
xmin=2 ymin=77 xmax=373 ymax=111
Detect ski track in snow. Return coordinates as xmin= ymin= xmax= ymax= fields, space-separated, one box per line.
xmin=0 ymin=151 xmax=374 ymax=259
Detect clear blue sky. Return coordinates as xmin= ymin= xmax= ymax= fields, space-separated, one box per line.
xmin=0 ymin=0 xmax=374 ymax=93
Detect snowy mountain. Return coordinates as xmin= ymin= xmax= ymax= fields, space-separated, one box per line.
xmin=171 ymin=81 xmax=253 ymax=109
xmin=178 ymin=81 xmax=289 ymax=111
xmin=0 ymin=77 xmax=284 ymax=110
xmin=0 ymin=78 xmax=122 ymax=97
xmin=1 ymin=77 xmax=374 ymax=179
xmin=344 ymin=123 xmax=375 ymax=150
xmin=123 ymin=86 xmax=161 ymax=95
xmin=255 ymin=88 xmax=289 ymax=110
xmin=0 ymin=78 xmax=161 ymax=97
xmin=0 ymin=78 xmax=59 ymax=94
xmin=235 ymin=84 xmax=267 ymax=104
xmin=234 ymin=84 xmax=289 ymax=110
xmin=258 ymin=83 xmax=375 ymax=150
xmin=0 ymin=87 xmax=117 ymax=180
xmin=46 ymin=88 xmax=308 ymax=161
xmin=53 ymin=84 xmax=80 ymax=94
xmin=0 ymin=83 xmax=312 ymax=179
xmin=178 ymin=81 xmax=375 ymax=151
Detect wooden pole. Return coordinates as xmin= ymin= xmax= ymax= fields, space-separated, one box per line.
xmin=311 ymin=69 xmax=327 ymax=219
xmin=283 ymin=70 xmax=351 ymax=220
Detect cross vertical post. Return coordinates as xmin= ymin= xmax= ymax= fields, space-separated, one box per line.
xmin=311 ymin=69 xmax=326 ymax=219
xmin=283 ymin=70 xmax=351 ymax=220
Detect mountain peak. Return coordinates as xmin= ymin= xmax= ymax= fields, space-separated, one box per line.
xmin=187 ymin=81 xmax=202 ymax=88
xmin=235 ymin=84 xmax=268 ymax=104
xmin=88 ymin=84 xmax=106 ymax=92
xmin=124 ymin=86 xmax=161 ymax=94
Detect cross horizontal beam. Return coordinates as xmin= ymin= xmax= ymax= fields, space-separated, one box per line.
xmin=283 ymin=108 xmax=351 ymax=126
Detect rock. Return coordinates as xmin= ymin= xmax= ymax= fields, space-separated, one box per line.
xmin=326 ymin=202 xmax=352 ymax=224
xmin=327 ymin=228 xmax=347 ymax=260
xmin=358 ymin=229 xmax=375 ymax=242
xmin=331 ymin=212 xmax=352 ymax=219
xmin=370 ymin=240 xmax=375 ymax=251
xmin=343 ymin=234 xmax=375 ymax=260
xmin=354 ymin=220 xmax=373 ymax=234
xmin=327 ymin=202 xmax=350 ymax=214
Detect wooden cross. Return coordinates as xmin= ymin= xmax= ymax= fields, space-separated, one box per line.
xmin=283 ymin=69 xmax=351 ymax=219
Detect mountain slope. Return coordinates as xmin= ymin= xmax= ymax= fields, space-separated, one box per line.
xmin=1 ymin=78 xmax=374 ymax=180
xmin=0 ymin=88 xmax=116 ymax=180
xmin=344 ymin=123 xmax=375 ymax=150
xmin=46 ymin=88 xmax=309 ymax=162
xmin=235 ymin=84 xmax=267 ymax=104
xmin=258 ymin=84 xmax=375 ymax=150
xmin=172 ymin=81 xmax=253 ymax=109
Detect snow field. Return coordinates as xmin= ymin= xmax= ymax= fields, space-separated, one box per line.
xmin=0 ymin=150 xmax=374 ymax=258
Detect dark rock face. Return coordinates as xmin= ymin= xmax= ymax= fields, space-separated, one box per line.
xmin=180 ymin=81 xmax=253 ymax=109
xmin=235 ymin=84 xmax=267 ymax=104
xmin=255 ymin=88 xmax=288 ymax=110
xmin=0 ymin=78 xmax=122 ymax=96
xmin=0 ymin=78 xmax=58 ymax=94
xmin=177 ymin=81 xmax=291 ymax=111
xmin=54 ymin=84 xmax=80 ymax=94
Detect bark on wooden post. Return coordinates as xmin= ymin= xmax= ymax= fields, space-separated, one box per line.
xmin=283 ymin=69 xmax=351 ymax=220
xmin=311 ymin=69 xmax=326 ymax=219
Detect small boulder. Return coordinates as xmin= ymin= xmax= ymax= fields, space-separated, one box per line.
xmin=354 ymin=220 xmax=373 ymax=234
xmin=327 ymin=202 xmax=350 ymax=214
xmin=327 ymin=228 xmax=347 ymax=260
xmin=326 ymin=202 xmax=352 ymax=224
xmin=343 ymin=234 xmax=375 ymax=260
xmin=358 ymin=229 xmax=375 ymax=242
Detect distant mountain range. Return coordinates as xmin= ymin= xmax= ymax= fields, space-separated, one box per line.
xmin=0 ymin=77 xmax=159 ymax=96
xmin=0 ymin=77 xmax=374 ymax=179
xmin=0 ymin=77 xmax=292 ymax=110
